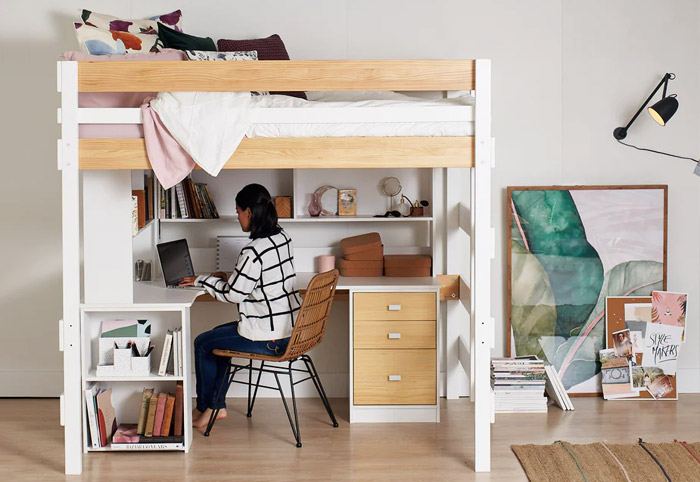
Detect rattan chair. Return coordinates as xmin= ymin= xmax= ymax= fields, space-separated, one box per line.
xmin=204 ymin=269 xmax=340 ymax=447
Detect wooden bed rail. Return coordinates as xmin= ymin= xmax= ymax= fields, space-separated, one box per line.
xmin=75 ymin=60 xmax=475 ymax=92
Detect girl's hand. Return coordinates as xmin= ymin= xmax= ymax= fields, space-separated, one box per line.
xmin=210 ymin=271 xmax=227 ymax=279
xmin=179 ymin=276 xmax=197 ymax=287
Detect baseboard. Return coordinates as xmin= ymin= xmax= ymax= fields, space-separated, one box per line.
xmin=677 ymin=368 xmax=700 ymax=393
xmin=0 ymin=371 xmax=63 ymax=397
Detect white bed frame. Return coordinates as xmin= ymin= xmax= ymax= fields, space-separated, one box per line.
xmin=57 ymin=59 xmax=494 ymax=474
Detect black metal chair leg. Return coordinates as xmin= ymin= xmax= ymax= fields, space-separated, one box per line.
xmin=288 ymin=361 xmax=302 ymax=447
xmin=204 ymin=362 xmax=233 ymax=436
xmin=303 ymin=355 xmax=338 ymax=427
xmin=246 ymin=360 xmax=253 ymax=417
xmin=248 ymin=360 xmax=264 ymax=417
xmin=273 ymin=372 xmax=301 ymax=447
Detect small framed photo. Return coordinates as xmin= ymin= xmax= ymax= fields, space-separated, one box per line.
xmin=338 ymin=189 xmax=357 ymax=216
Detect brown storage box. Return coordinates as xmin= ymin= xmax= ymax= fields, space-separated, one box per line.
xmin=340 ymin=267 xmax=384 ymax=277
xmin=274 ymin=196 xmax=292 ymax=218
xmin=384 ymin=267 xmax=431 ymax=277
xmin=384 ymin=255 xmax=432 ymax=277
xmin=338 ymin=258 xmax=383 ymax=269
xmin=341 ymin=232 xmax=382 ymax=255
xmin=344 ymin=245 xmax=384 ymax=261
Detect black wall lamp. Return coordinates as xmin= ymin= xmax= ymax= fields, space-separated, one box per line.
xmin=613 ymin=72 xmax=698 ymax=171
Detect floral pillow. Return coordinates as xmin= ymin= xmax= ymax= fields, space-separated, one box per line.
xmin=74 ymin=9 xmax=183 ymax=55
xmin=79 ymin=9 xmax=183 ymax=34
xmin=185 ymin=50 xmax=269 ymax=96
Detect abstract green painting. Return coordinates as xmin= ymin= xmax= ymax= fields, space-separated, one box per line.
xmin=508 ymin=186 xmax=667 ymax=394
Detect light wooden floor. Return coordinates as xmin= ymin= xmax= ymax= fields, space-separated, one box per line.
xmin=1 ymin=395 xmax=699 ymax=481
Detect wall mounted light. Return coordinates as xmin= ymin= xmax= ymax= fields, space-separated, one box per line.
xmin=613 ymin=72 xmax=699 ymax=173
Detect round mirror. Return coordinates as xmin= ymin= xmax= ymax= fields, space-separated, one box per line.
xmin=314 ymin=185 xmax=338 ymax=216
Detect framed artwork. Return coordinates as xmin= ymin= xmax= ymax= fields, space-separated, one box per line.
xmin=507 ymin=185 xmax=667 ymax=394
xmin=338 ymin=189 xmax=357 ymax=216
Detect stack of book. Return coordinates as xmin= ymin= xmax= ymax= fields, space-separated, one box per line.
xmin=111 ymin=382 xmax=185 ymax=450
xmin=158 ymin=328 xmax=183 ymax=377
xmin=156 ymin=175 xmax=219 ymax=220
xmin=490 ymin=356 xmax=547 ymax=414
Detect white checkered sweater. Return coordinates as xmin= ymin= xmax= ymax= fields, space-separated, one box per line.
xmin=195 ymin=231 xmax=302 ymax=341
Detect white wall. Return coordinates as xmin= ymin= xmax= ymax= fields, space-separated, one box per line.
xmin=1 ymin=0 xmax=697 ymax=395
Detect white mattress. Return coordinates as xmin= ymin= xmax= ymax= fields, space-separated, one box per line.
xmin=79 ymin=91 xmax=474 ymax=139
xmin=246 ymin=91 xmax=474 ymax=137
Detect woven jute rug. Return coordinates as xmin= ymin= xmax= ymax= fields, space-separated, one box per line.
xmin=512 ymin=440 xmax=700 ymax=482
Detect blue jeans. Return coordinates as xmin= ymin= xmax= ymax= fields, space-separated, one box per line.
xmin=194 ymin=321 xmax=289 ymax=412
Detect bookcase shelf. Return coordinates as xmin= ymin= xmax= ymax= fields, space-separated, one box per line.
xmin=88 ymin=443 xmax=185 ymax=452
xmin=85 ymin=369 xmax=184 ymax=383
xmin=158 ymin=215 xmax=433 ymax=223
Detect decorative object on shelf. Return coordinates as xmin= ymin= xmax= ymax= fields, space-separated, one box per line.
xmin=508 ymin=185 xmax=667 ymax=395
xmin=338 ymin=189 xmax=357 ymax=216
xmin=312 ymin=185 xmax=338 ymax=216
xmin=135 ymin=259 xmax=152 ymax=282
xmin=410 ymin=199 xmax=430 ymax=217
xmin=317 ymin=255 xmax=336 ymax=273
xmin=380 ymin=176 xmax=402 ymax=212
xmin=274 ymin=196 xmax=292 ymax=218
xmin=612 ymin=72 xmax=700 ymax=175
xmin=384 ymin=254 xmax=432 ymax=277
xmin=308 ymin=191 xmax=322 ymax=217
xmin=339 ymin=232 xmax=384 ymax=277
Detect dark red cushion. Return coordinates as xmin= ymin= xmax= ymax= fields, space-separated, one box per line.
xmin=217 ymin=34 xmax=306 ymax=100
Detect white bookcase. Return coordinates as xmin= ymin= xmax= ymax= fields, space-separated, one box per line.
xmin=80 ymin=306 xmax=193 ymax=452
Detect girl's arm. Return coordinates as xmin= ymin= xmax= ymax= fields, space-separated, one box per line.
xmin=195 ymin=251 xmax=261 ymax=304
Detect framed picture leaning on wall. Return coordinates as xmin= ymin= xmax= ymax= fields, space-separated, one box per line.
xmin=507 ymin=185 xmax=667 ymax=395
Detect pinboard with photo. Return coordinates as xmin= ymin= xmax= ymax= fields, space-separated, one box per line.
xmin=603 ymin=293 xmax=686 ymax=400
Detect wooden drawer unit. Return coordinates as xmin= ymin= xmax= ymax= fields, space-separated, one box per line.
xmin=353 ymin=349 xmax=436 ymax=405
xmin=354 ymin=320 xmax=436 ymax=349
xmin=353 ymin=292 xmax=436 ymax=321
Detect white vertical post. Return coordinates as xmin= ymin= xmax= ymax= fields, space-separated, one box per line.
xmin=445 ymin=168 xmax=462 ymax=399
xmin=59 ymin=61 xmax=82 ymax=475
xmin=472 ymin=59 xmax=492 ymax=473
xmin=182 ymin=308 xmax=193 ymax=452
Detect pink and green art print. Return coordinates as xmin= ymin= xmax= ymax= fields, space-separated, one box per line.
xmin=507 ymin=186 xmax=667 ymax=394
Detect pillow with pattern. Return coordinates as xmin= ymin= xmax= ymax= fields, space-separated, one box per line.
xmin=185 ymin=50 xmax=269 ymax=95
xmin=79 ymin=9 xmax=183 ymax=34
xmin=74 ymin=23 xmax=162 ymax=55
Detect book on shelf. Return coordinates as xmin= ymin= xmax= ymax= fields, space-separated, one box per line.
xmin=159 ymin=330 xmax=174 ymax=376
xmin=144 ymin=393 xmax=158 ymax=437
xmin=161 ymin=394 xmax=176 ymax=436
xmin=136 ymin=387 xmax=154 ymax=435
xmin=174 ymin=381 xmax=184 ymax=437
xmin=112 ymin=423 xmax=183 ymax=449
xmin=84 ymin=383 xmax=100 ymax=449
xmin=152 ymin=176 xmax=219 ymax=220
xmin=96 ymin=388 xmax=118 ymax=447
xmin=145 ymin=175 xmax=154 ymax=221
xmin=152 ymin=393 xmax=167 ymax=437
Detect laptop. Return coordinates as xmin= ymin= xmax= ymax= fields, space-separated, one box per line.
xmin=157 ymin=239 xmax=200 ymax=289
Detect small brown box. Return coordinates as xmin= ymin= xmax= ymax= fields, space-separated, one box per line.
xmin=341 ymin=232 xmax=382 ymax=255
xmin=339 ymin=267 xmax=384 ymax=277
xmin=274 ymin=196 xmax=292 ymax=218
xmin=338 ymin=258 xmax=383 ymax=269
xmin=344 ymin=245 xmax=384 ymax=261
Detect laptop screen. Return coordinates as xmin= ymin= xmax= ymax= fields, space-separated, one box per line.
xmin=157 ymin=239 xmax=195 ymax=286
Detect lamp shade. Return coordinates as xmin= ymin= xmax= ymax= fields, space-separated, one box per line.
xmin=648 ymin=95 xmax=678 ymax=126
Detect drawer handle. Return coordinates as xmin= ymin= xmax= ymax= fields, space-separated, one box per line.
xmin=388 ymin=304 xmax=402 ymax=311
xmin=388 ymin=332 xmax=402 ymax=339
xmin=388 ymin=375 xmax=402 ymax=381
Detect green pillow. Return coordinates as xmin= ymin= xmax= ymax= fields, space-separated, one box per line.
xmin=157 ymin=23 xmax=216 ymax=51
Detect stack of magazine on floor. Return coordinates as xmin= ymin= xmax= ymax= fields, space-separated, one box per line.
xmin=490 ymin=356 xmax=547 ymax=413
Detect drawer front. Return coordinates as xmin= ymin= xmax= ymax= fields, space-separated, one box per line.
xmin=354 ymin=292 xmax=436 ymax=321
xmin=354 ymin=320 xmax=435 ymax=349
xmin=353 ymin=349 xmax=436 ymax=405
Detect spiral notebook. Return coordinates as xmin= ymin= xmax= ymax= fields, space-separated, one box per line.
xmin=217 ymin=236 xmax=249 ymax=271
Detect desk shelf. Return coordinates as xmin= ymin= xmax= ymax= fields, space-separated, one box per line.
xmin=85 ymin=369 xmax=184 ymax=383
xmin=158 ymin=215 xmax=433 ymax=223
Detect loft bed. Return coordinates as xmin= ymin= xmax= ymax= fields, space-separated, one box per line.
xmin=58 ymin=59 xmax=493 ymax=473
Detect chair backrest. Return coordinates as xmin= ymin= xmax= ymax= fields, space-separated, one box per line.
xmin=281 ymin=269 xmax=339 ymax=360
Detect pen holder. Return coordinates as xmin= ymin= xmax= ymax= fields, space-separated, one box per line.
xmin=106 ymin=350 xmax=151 ymax=377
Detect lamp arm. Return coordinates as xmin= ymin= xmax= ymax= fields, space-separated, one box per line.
xmin=613 ymin=73 xmax=673 ymax=140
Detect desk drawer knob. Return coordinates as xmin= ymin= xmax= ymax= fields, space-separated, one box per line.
xmin=388 ymin=304 xmax=402 ymax=311
xmin=388 ymin=332 xmax=402 ymax=339
xmin=388 ymin=375 xmax=402 ymax=381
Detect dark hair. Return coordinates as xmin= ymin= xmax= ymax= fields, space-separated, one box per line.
xmin=235 ymin=184 xmax=281 ymax=239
